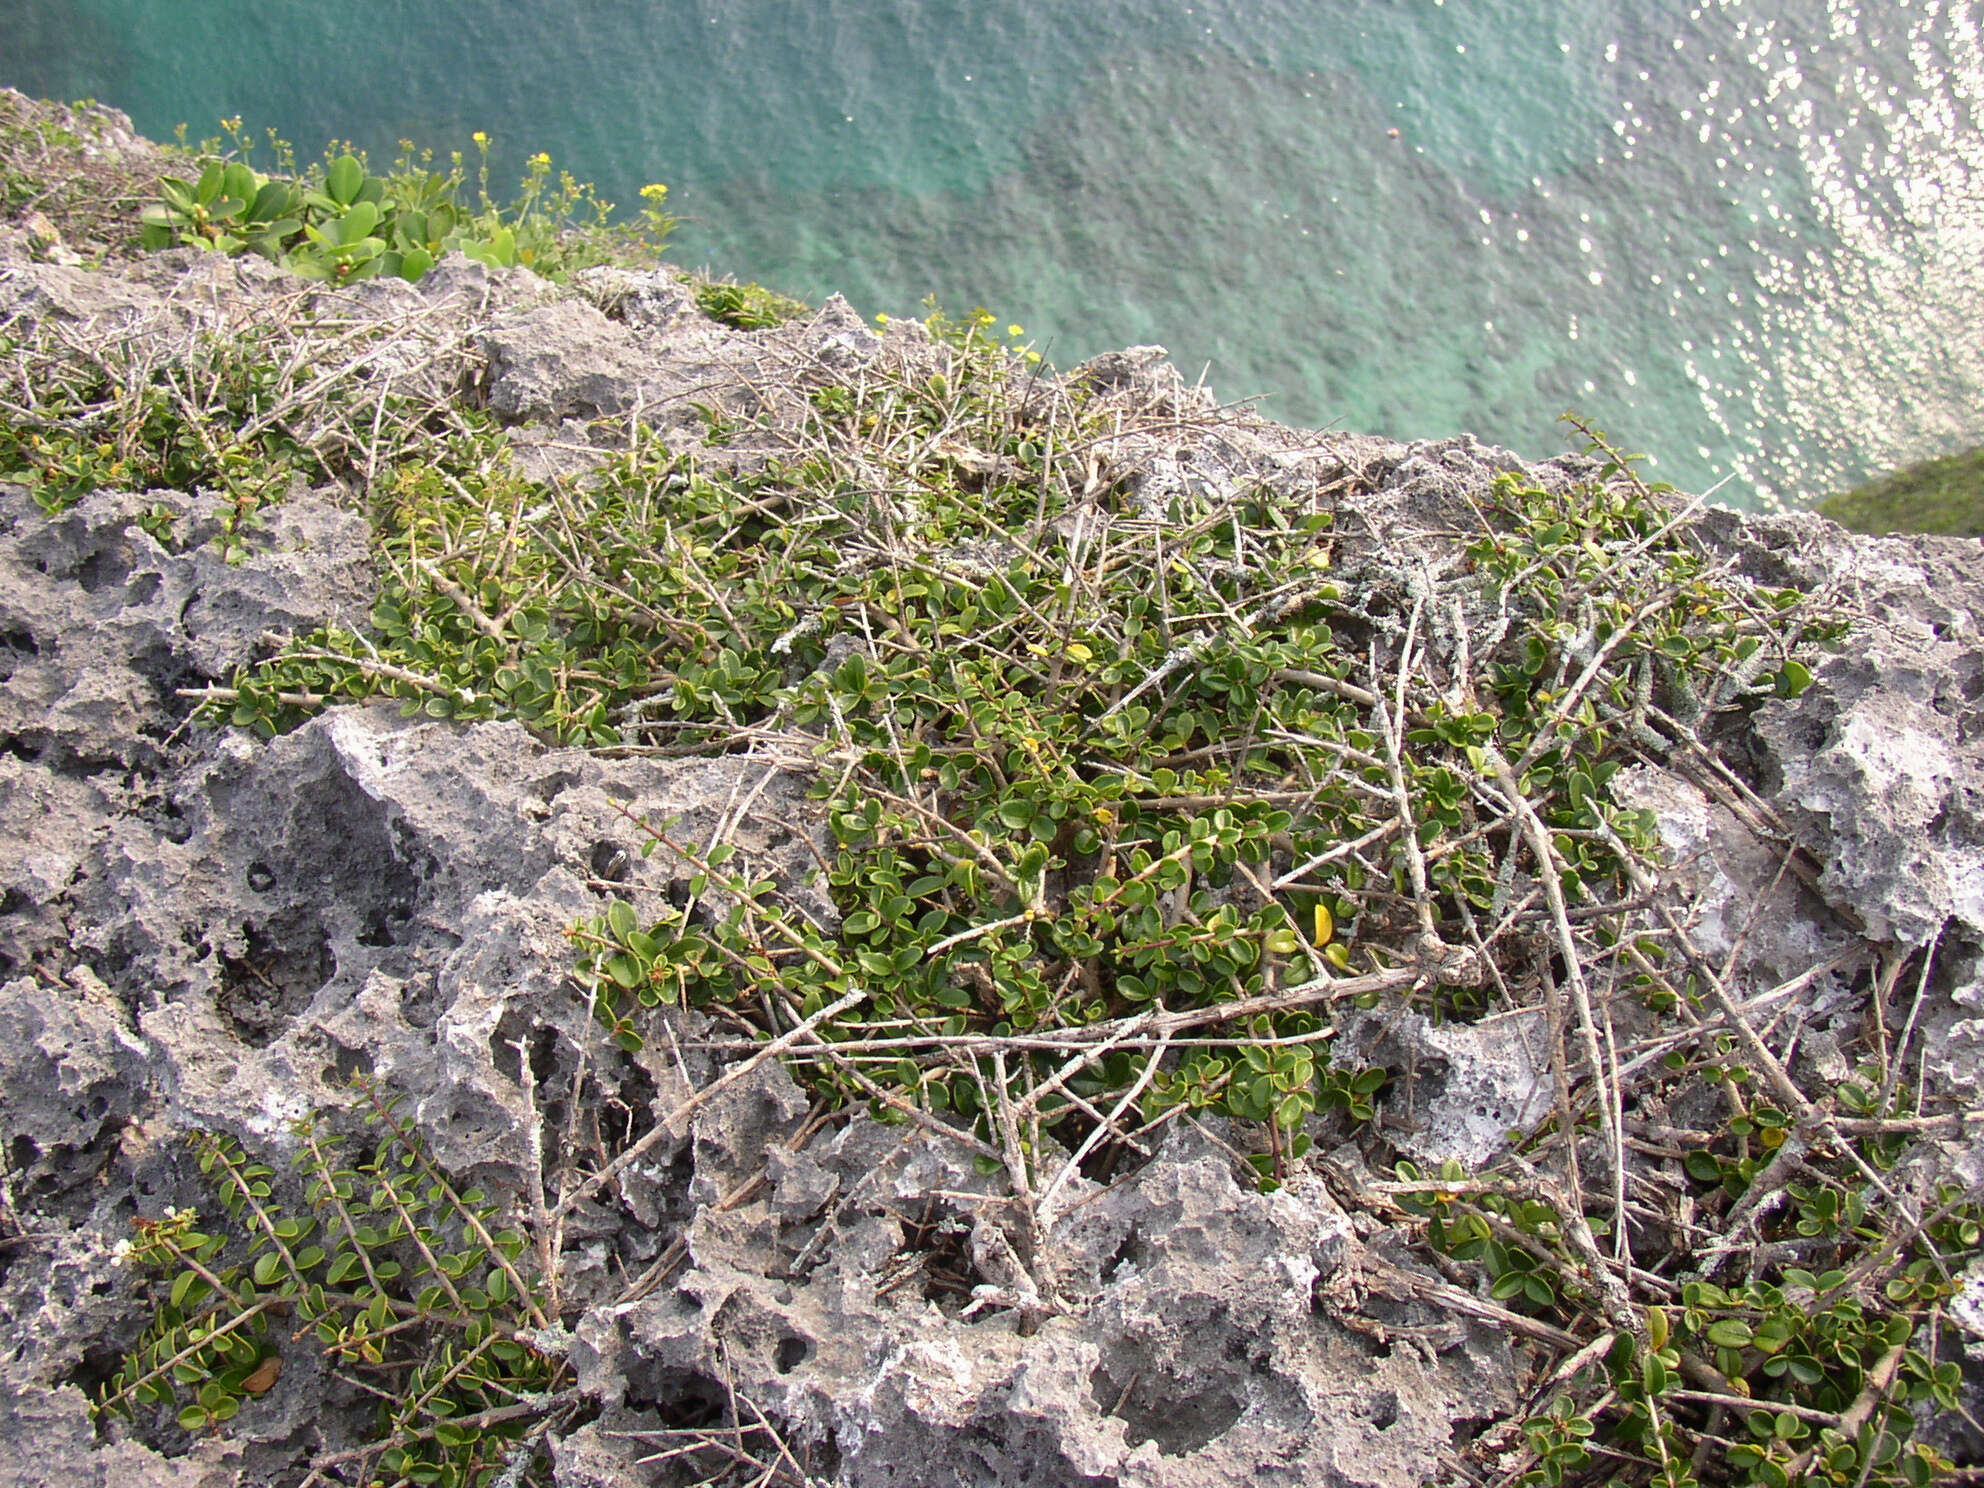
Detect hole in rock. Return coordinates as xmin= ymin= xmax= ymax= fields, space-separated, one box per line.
xmin=1089 ymin=1359 xmax=1245 ymax=1457
xmin=954 ymin=1419 xmax=1117 ymax=1487
xmin=356 ymin=903 xmax=410 ymax=948
xmin=1101 ymin=1226 xmax=1143 ymax=1282
xmin=1073 ymin=1122 xmax=1145 ymax=1188
xmin=72 ymin=543 xmax=131 ymax=595
xmin=590 ymin=840 xmax=631 ymax=884
xmin=1450 ymin=1416 xmax=1491 ymax=1453
xmin=218 ymin=913 xmax=334 ymax=1047
xmin=399 ymin=974 xmax=443 ymax=1030
xmin=1089 ymin=1303 xmax=1285 ymax=1458
xmin=801 ymin=1434 xmax=842 ymax=1481
xmin=774 ymin=1335 xmax=812 ymax=1374
xmin=1367 ymin=1389 xmax=1399 ymax=1431
xmin=532 ymin=769 xmax=582 ymax=803
xmin=663 ymin=877 xmax=716 ymax=932
xmin=0 ymin=627 xmax=38 ymax=682
xmin=292 ymin=771 xmax=424 ymax=917
xmin=245 ymin=862 xmax=275 ymax=894
xmin=600 ymin=1058 xmax=658 ymax=1156
xmin=623 ymin=1366 xmax=838 ymax=1481
xmin=628 ymin=1367 xmax=728 ymax=1431
xmin=891 ymin=1203 xmax=992 ymax=1315
xmin=65 ymin=1343 xmax=128 ymax=1407
xmin=324 ymin=1045 xmax=374 ymax=1084
xmin=489 ymin=1011 xmax=560 ymax=1089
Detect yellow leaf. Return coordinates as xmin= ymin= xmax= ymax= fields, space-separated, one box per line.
xmin=1313 ymin=902 xmax=1335 ymax=947
xmin=1066 ymin=642 xmax=1093 ymax=662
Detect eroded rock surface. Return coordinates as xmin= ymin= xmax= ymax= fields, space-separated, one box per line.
xmin=2 ymin=148 xmax=1983 ymax=1487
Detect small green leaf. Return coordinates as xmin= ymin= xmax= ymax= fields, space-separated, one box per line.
xmin=1642 ymin=1352 xmax=1670 ymax=1395
xmin=1705 ymin=1319 xmax=1754 ymax=1348
xmin=326 ymin=154 xmax=365 ymax=206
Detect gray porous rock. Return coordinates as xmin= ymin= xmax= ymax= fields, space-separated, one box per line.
xmin=1331 ymin=1007 xmax=1556 ymax=1171
xmin=1690 ymin=514 xmax=1984 ymax=1175
xmin=4 ymin=207 xmax=1984 ymax=1488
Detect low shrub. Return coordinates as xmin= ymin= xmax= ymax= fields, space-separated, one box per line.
xmin=141 ymin=123 xmax=674 ymax=285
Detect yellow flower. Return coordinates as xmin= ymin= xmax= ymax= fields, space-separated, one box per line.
xmin=874 ymin=312 xmax=889 ymax=325
xmin=639 ymin=182 xmax=669 ymax=202
xmin=1008 ymin=324 xmax=1024 ymax=338
xmin=529 ymin=151 xmax=551 ymax=170
xmin=471 ymin=131 xmax=489 ymax=147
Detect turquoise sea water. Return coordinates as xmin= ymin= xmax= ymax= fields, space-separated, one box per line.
xmin=6 ymin=1 xmax=1983 ymax=507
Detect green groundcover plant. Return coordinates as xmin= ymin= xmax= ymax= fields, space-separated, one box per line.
xmin=99 ymin=1084 xmax=570 ymax=1487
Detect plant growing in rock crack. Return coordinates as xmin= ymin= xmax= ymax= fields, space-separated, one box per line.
xmin=97 ymin=1080 xmax=572 ymax=1487
xmin=211 ymin=295 xmax=1845 ymax=1215
xmin=0 ymin=326 xmax=318 ymax=523
xmin=1393 ymin=1084 xmax=1982 ymax=1484
xmin=692 ymin=278 xmax=811 ymax=331
xmin=0 ymin=248 xmax=500 ymax=538
xmin=549 ymin=409 xmax=1841 ymax=1202
xmin=0 ymin=94 xmax=163 ymax=258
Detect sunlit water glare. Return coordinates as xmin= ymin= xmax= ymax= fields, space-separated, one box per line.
xmin=6 ymin=0 xmax=1982 ymax=505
